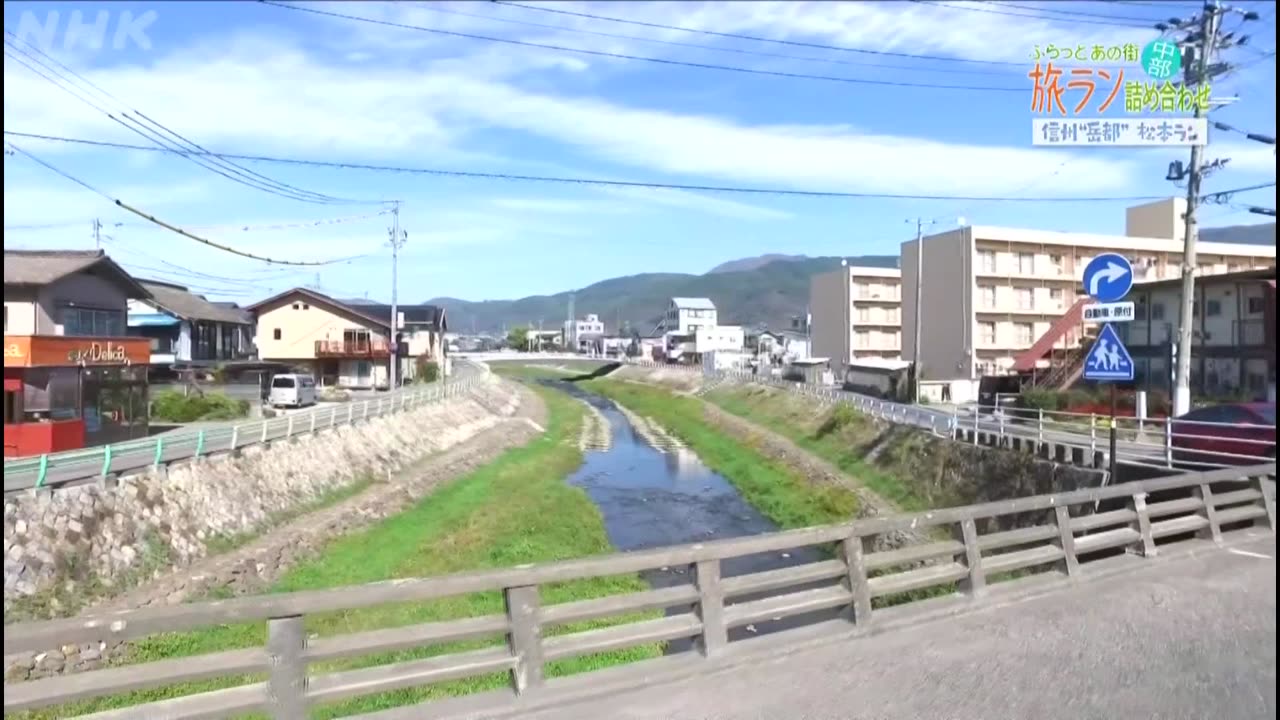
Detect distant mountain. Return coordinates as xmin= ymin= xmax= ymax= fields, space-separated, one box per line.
xmin=707 ymin=254 xmax=809 ymax=274
xmin=1201 ymin=222 xmax=1276 ymax=246
xmin=430 ymin=254 xmax=898 ymax=334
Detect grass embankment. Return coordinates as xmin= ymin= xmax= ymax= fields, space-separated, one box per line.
xmin=18 ymin=382 xmax=659 ymax=720
xmin=582 ymin=379 xmax=859 ymax=530
xmin=705 ymin=384 xmax=941 ymax=511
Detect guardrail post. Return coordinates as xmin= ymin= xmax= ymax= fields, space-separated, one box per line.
xmin=1193 ymin=484 xmax=1222 ymax=544
xmin=330 ymin=407 xmax=338 ymax=427
xmin=839 ymin=533 xmax=873 ymax=626
xmin=153 ymin=438 xmax=165 ymax=468
xmin=286 ymin=415 xmax=295 ymax=438
xmin=194 ymin=430 xmax=206 ymax=458
xmin=1163 ymin=421 xmax=1174 ymax=467
xmin=956 ymin=518 xmax=986 ymax=597
xmin=228 ymin=427 xmax=238 ymax=452
xmin=1089 ymin=415 xmax=1097 ymax=456
xmin=1128 ymin=493 xmax=1156 ymax=557
xmin=1052 ymin=505 xmax=1079 ymax=577
xmin=348 ymin=404 xmax=354 ymax=424
xmin=35 ymin=454 xmax=49 ymax=489
xmin=1036 ymin=409 xmax=1044 ymax=443
xmin=504 ymin=585 xmax=544 ymax=693
xmin=99 ymin=445 xmax=113 ymax=479
xmin=261 ymin=419 xmax=269 ymax=443
xmin=309 ymin=411 xmax=317 ymax=434
xmin=692 ymin=559 xmax=727 ymax=656
xmin=266 ymin=615 xmax=307 ymax=719
xmin=363 ymin=401 xmax=370 ymax=420
xmin=971 ymin=407 xmax=979 ymax=446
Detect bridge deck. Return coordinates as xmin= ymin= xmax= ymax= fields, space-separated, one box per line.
xmin=512 ymin=538 xmax=1276 ymax=720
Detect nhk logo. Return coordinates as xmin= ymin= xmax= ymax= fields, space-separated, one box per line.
xmin=11 ymin=9 xmax=157 ymax=54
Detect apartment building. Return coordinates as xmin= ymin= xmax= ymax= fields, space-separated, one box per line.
xmin=809 ymin=265 xmax=902 ymax=376
xmin=247 ymin=288 xmax=446 ymax=389
xmin=565 ymin=313 xmax=605 ymax=353
xmin=902 ymin=199 xmax=1276 ymax=403
xmin=1118 ymin=268 xmax=1275 ymax=401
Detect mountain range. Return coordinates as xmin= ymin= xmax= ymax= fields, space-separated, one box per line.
xmin=429 ymin=223 xmax=1275 ymax=335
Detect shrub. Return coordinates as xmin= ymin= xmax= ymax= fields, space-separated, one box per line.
xmin=151 ymin=390 xmax=250 ymax=423
xmin=416 ymin=358 xmax=441 ymax=384
xmin=1017 ymin=388 xmax=1060 ymax=411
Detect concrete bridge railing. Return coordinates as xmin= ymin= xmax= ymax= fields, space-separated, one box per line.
xmin=5 ymin=463 xmax=1274 ymax=719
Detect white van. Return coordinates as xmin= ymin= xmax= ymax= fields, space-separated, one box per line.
xmin=269 ymin=374 xmax=317 ymax=409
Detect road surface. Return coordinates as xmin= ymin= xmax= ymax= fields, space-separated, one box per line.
xmin=524 ymin=537 xmax=1276 ymax=720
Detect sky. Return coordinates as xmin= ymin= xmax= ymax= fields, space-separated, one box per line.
xmin=3 ymin=0 xmax=1276 ymax=305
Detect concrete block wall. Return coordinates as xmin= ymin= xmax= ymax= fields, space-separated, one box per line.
xmin=3 ymin=375 xmax=522 ymax=608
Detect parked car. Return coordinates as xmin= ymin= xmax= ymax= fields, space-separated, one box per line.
xmin=1170 ymin=402 xmax=1276 ymax=466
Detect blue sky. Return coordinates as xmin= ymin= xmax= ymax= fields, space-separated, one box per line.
xmin=3 ymin=0 xmax=1276 ymax=304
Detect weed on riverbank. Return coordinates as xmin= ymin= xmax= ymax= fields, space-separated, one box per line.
xmin=582 ymin=379 xmax=860 ymax=530
xmin=15 ymin=383 xmax=659 ymax=720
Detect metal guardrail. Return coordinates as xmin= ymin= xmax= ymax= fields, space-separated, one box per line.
xmin=3 ymin=371 xmax=481 ymax=494
xmin=3 ymin=464 xmax=1274 ymax=718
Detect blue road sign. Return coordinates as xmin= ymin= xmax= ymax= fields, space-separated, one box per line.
xmin=1081 ymin=253 xmax=1134 ymax=303
xmin=1084 ymin=323 xmax=1134 ymax=382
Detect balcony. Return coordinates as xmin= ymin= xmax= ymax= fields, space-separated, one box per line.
xmin=315 ymin=340 xmax=391 ymax=358
xmin=1235 ymin=319 xmax=1269 ymax=347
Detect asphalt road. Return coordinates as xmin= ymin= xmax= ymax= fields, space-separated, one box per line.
xmin=523 ymin=537 xmax=1277 ymax=720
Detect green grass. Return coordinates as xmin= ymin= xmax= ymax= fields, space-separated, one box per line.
xmin=16 ymin=383 xmax=660 ymax=720
xmin=582 ymin=379 xmax=860 ymax=530
xmin=203 ymin=476 xmax=377 ymax=555
xmin=704 ymin=385 xmax=930 ymax=511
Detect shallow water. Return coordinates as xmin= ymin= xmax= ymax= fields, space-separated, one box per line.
xmin=550 ymin=380 xmax=844 ymax=649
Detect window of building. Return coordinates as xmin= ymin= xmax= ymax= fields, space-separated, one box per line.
xmin=1017 ymin=288 xmax=1034 ymax=310
xmin=292 ymin=303 xmax=300 ymax=310
xmin=1049 ymin=287 xmax=1064 ymax=306
xmin=1151 ymin=303 xmax=1166 ymax=321
xmin=979 ymin=250 xmax=997 ymax=273
xmin=888 ymin=308 xmax=900 ymax=323
xmin=58 ymin=306 xmax=125 ymax=337
xmin=1134 ymin=296 xmax=1148 ymax=321
xmin=979 ymin=322 xmax=996 ymax=345
xmin=1016 ymin=323 xmax=1034 ymax=345
xmin=855 ymin=331 xmax=870 ymax=348
xmin=1018 ymin=252 xmax=1034 ymax=274
xmin=1247 ymin=296 xmax=1265 ymax=314
xmin=303 ymin=303 xmax=310 ymax=310
xmin=273 ymin=328 xmax=282 ymax=340
xmin=1049 ymin=254 xmax=1064 ymax=272
xmin=1247 ymin=372 xmax=1266 ymax=393
xmin=981 ymin=286 xmax=997 ymax=308
xmin=856 ymin=307 xmax=870 ymax=323
xmin=1206 ymin=299 xmax=1222 ymax=316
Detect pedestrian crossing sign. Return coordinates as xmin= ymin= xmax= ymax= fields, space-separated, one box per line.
xmin=1083 ymin=323 xmax=1134 ymax=382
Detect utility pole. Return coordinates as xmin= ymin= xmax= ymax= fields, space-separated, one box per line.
xmin=1165 ymin=0 xmax=1256 ymax=416
xmin=387 ymin=201 xmax=407 ymax=388
xmin=92 ymin=218 xmax=101 ymax=250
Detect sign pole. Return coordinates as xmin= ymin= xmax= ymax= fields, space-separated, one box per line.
xmin=1109 ymin=384 xmax=1118 ymax=483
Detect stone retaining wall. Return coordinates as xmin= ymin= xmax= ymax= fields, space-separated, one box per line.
xmin=2 ymin=375 xmax=521 ymax=613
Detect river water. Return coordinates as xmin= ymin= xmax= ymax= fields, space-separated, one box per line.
xmin=551 ymin=380 xmax=844 ymax=649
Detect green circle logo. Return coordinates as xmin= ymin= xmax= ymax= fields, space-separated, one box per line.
xmin=1140 ymin=39 xmax=1182 ymax=80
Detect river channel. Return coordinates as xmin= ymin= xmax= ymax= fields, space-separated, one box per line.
xmin=548 ymin=380 xmax=844 ymax=650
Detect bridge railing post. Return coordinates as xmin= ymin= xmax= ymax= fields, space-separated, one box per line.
xmin=1193 ymin=484 xmax=1223 ymax=544
xmin=692 ymin=559 xmax=727 ymax=656
xmin=839 ymin=533 xmax=872 ymax=626
xmin=504 ymin=585 xmax=545 ymax=694
xmin=1051 ymin=505 xmax=1079 ymax=577
xmin=1128 ymin=492 xmax=1157 ymax=557
xmin=956 ymin=518 xmax=986 ymax=597
xmin=1254 ymin=474 xmax=1275 ymax=532
xmin=266 ymin=615 xmax=307 ymax=719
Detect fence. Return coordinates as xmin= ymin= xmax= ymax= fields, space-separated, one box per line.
xmin=4 ymin=464 xmax=1273 ymax=719
xmin=3 ymin=372 xmax=481 ymax=494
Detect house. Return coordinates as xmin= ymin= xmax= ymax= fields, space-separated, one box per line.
xmin=4 ymin=249 xmax=152 ymax=456
xmin=663 ymin=297 xmax=717 ymax=335
xmin=128 ymin=279 xmax=255 ymax=376
xmin=566 ymin=313 xmax=605 ymax=353
xmin=902 ymin=199 xmax=1276 ymax=403
xmin=246 ymin=288 xmax=447 ymax=389
xmin=810 ymin=265 xmax=903 ymax=377
xmin=1117 ymin=267 xmax=1275 ymax=401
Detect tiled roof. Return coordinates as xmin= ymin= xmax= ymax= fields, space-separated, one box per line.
xmin=3 ymin=249 xmax=150 ymax=298
xmin=136 ymin=280 xmax=253 ymax=324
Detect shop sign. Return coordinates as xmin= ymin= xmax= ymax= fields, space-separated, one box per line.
xmin=3 ymin=342 xmax=23 ymax=361
xmin=68 ymin=341 xmax=132 ymax=365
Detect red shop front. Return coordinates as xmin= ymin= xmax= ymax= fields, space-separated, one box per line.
xmin=3 ymin=335 xmax=151 ymax=457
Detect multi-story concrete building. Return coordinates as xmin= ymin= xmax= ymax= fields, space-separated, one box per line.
xmin=663 ymin=298 xmax=717 ymax=335
xmin=566 ymin=313 xmax=605 ymax=353
xmin=901 ymin=199 xmax=1276 ymax=403
xmin=809 ymin=265 xmax=902 ymax=376
xmin=1118 ymin=267 xmax=1275 ymax=402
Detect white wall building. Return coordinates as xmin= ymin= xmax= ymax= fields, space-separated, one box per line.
xmin=901 ymin=199 xmax=1276 ymax=404
xmin=566 ymin=313 xmax=605 ymax=353
xmin=695 ymin=325 xmax=745 ymax=354
xmin=809 ymin=265 xmax=902 ymax=378
xmin=664 ymin=297 xmax=718 ymax=335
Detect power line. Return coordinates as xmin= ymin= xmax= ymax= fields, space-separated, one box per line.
xmin=915 ymin=1 xmax=1156 ymax=28
xmin=489 ymin=0 xmax=1024 ymax=66
xmin=5 ymin=141 xmax=368 ymax=267
xmin=3 ymin=31 xmax=372 ymax=206
xmin=259 ymin=1 xmax=1025 ymax=91
xmin=421 ymin=1 xmax=1025 ymax=77
xmin=5 ymin=129 xmax=1189 ymax=203
xmin=980 ymin=1 xmax=1165 ymax=23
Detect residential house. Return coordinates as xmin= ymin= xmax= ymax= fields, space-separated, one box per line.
xmin=4 ymin=249 xmax=152 ymax=455
xmin=809 ymin=265 xmax=902 ymax=378
xmin=127 ymin=279 xmax=255 ymax=376
xmin=901 ymin=199 xmax=1277 ymax=403
xmin=246 ymin=288 xmax=446 ymax=389
xmin=1117 ymin=267 xmax=1275 ymax=401
xmin=565 ymin=313 xmax=605 ymax=353
xmin=663 ymin=297 xmax=718 ymax=335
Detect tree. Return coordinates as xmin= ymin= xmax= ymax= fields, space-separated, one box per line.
xmin=507 ymin=326 xmax=529 ymax=351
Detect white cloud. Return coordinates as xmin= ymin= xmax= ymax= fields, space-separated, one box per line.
xmin=1211 ymin=143 xmax=1277 ymax=175
xmin=597 ymin=185 xmax=794 ymax=221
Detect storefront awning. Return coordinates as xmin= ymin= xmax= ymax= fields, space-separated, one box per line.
xmin=128 ymin=313 xmax=180 ymax=327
